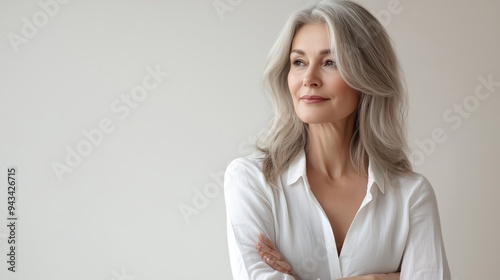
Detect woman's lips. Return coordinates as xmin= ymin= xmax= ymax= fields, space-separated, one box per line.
xmin=300 ymin=95 xmax=329 ymax=104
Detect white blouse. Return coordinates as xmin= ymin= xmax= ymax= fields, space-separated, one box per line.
xmin=224 ymin=149 xmax=451 ymax=280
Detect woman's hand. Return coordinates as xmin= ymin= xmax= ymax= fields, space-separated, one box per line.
xmin=256 ymin=232 xmax=399 ymax=280
xmin=256 ymin=232 xmax=298 ymax=278
xmin=339 ymin=273 xmax=400 ymax=280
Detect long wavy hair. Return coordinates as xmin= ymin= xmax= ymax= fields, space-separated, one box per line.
xmin=256 ymin=0 xmax=413 ymax=188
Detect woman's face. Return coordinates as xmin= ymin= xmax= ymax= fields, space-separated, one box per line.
xmin=288 ymin=23 xmax=360 ymax=124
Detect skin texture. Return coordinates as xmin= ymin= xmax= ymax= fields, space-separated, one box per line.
xmin=255 ymin=23 xmax=400 ymax=280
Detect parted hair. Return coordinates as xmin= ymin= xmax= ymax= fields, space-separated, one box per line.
xmin=256 ymin=0 xmax=414 ymax=188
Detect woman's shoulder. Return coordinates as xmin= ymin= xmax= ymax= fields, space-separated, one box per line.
xmin=224 ymin=150 xmax=267 ymax=186
xmin=388 ymin=170 xmax=437 ymax=201
xmin=226 ymin=150 xmax=266 ymax=173
xmin=391 ymin=171 xmax=431 ymax=188
xmin=223 ymin=151 xmax=278 ymax=201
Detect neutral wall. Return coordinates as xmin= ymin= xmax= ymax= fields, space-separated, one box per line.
xmin=0 ymin=0 xmax=498 ymax=279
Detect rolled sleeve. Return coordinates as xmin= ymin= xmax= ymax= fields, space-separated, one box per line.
xmin=224 ymin=158 xmax=295 ymax=280
xmin=400 ymin=177 xmax=451 ymax=280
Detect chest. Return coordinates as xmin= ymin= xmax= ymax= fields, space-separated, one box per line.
xmin=274 ymin=180 xmax=409 ymax=279
xmin=307 ymin=174 xmax=367 ymax=254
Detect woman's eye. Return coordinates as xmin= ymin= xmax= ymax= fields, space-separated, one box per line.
xmin=292 ymin=59 xmax=305 ymax=67
xmin=325 ymin=60 xmax=337 ymax=67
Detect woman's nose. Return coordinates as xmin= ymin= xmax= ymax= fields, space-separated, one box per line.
xmin=304 ymin=79 xmax=320 ymax=87
xmin=303 ymin=67 xmax=321 ymax=87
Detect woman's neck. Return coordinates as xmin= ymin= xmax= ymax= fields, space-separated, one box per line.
xmin=305 ymin=113 xmax=357 ymax=181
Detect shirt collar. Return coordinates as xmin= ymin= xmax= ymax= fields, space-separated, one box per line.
xmin=285 ymin=149 xmax=385 ymax=194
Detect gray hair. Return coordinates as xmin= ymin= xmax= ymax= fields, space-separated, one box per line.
xmin=256 ymin=0 xmax=413 ymax=188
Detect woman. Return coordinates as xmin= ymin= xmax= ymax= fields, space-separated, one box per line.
xmin=223 ymin=0 xmax=451 ymax=279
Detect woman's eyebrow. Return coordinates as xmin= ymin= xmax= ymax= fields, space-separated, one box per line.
xmin=290 ymin=49 xmax=332 ymax=55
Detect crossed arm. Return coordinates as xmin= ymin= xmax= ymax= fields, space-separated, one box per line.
xmin=256 ymin=232 xmax=400 ymax=280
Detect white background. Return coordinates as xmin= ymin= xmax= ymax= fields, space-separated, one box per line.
xmin=0 ymin=0 xmax=499 ymax=279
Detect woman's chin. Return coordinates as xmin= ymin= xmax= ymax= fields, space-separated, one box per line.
xmin=297 ymin=115 xmax=330 ymax=124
